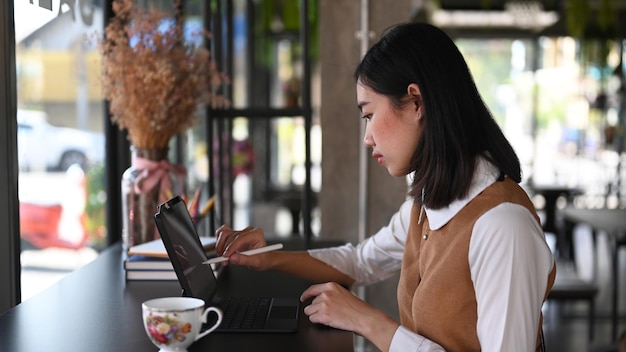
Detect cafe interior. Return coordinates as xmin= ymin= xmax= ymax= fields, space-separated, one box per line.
xmin=1 ymin=0 xmax=626 ymax=351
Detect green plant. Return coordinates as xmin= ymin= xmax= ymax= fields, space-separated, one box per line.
xmin=84 ymin=163 xmax=107 ymax=249
xmin=254 ymin=0 xmax=319 ymax=68
xmin=565 ymin=0 xmax=618 ymax=72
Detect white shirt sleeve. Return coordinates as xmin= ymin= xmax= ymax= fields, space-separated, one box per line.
xmin=470 ymin=203 xmax=555 ymax=352
xmin=307 ymin=199 xmax=413 ymax=285
xmin=389 ymin=326 xmax=446 ymax=352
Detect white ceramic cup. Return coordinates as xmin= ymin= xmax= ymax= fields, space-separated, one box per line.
xmin=142 ymin=297 xmax=223 ymax=352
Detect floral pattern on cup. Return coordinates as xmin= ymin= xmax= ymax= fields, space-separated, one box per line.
xmin=145 ymin=312 xmax=193 ymax=346
xmin=142 ymin=296 xmax=222 ymax=351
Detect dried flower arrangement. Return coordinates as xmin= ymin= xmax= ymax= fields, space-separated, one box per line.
xmin=100 ymin=0 xmax=228 ymax=149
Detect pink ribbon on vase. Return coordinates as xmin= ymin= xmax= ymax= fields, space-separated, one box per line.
xmin=132 ymin=157 xmax=187 ymax=203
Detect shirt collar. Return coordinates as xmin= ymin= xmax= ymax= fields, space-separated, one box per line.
xmin=424 ymin=157 xmax=501 ymax=230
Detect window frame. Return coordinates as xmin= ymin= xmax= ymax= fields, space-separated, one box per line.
xmin=0 ymin=0 xmax=22 ymax=313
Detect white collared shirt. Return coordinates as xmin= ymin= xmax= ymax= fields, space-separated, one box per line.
xmin=308 ymin=158 xmax=555 ymax=351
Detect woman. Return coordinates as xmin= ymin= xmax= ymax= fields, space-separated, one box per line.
xmin=215 ymin=22 xmax=556 ymax=352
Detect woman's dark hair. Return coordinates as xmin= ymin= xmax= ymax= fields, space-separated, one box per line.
xmin=354 ymin=22 xmax=521 ymax=209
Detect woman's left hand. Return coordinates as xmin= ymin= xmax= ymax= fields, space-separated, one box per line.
xmin=300 ymin=282 xmax=400 ymax=351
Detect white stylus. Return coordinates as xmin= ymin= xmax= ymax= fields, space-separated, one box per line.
xmin=202 ymin=243 xmax=284 ymax=265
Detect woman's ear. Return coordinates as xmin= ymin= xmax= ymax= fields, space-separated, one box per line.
xmin=407 ymin=83 xmax=422 ymax=112
xmin=407 ymin=83 xmax=421 ymax=97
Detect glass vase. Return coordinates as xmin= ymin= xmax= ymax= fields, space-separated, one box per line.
xmin=121 ymin=146 xmax=185 ymax=251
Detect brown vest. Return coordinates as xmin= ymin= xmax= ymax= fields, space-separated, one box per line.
xmin=397 ymin=178 xmax=556 ymax=351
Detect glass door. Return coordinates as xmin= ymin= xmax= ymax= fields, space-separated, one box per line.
xmin=14 ymin=0 xmax=106 ymax=301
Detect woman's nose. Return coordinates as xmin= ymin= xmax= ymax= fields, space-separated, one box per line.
xmin=363 ymin=132 xmax=373 ymax=146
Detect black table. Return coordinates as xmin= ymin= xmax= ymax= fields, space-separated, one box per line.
xmin=529 ymin=185 xmax=583 ymax=234
xmin=0 ymin=242 xmax=353 ymax=352
xmin=561 ymin=207 xmax=626 ymax=342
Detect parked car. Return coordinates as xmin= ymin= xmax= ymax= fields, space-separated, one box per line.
xmin=17 ymin=109 xmax=105 ymax=172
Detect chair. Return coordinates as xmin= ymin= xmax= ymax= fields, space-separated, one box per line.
xmin=547 ymin=260 xmax=598 ymax=342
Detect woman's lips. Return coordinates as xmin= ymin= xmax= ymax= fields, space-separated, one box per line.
xmin=372 ymin=152 xmax=383 ymax=165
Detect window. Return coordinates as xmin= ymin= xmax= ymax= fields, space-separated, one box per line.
xmin=15 ymin=0 xmax=105 ymax=301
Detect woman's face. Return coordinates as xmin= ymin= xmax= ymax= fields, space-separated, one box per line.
xmin=357 ymin=82 xmax=423 ymax=177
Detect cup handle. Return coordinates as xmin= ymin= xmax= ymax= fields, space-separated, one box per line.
xmin=196 ymin=307 xmax=223 ymax=341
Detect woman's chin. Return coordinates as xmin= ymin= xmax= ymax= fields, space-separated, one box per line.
xmin=386 ymin=168 xmax=404 ymax=178
xmin=385 ymin=166 xmax=411 ymax=178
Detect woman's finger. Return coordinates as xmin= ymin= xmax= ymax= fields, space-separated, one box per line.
xmin=214 ymin=224 xmax=234 ymax=255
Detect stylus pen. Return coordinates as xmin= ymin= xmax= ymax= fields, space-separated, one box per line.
xmin=202 ymin=243 xmax=284 ymax=265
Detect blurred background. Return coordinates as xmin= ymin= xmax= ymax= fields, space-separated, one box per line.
xmin=5 ymin=0 xmax=626 ymax=350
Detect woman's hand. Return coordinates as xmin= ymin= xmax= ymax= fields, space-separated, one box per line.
xmin=300 ymin=282 xmax=399 ymax=351
xmin=214 ymin=224 xmax=271 ymax=270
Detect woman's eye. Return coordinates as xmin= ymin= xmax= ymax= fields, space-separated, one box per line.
xmin=361 ymin=114 xmax=372 ymax=121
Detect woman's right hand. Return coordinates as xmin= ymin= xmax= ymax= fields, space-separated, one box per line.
xmin=214 ymin=224 xmax=270 ymax=270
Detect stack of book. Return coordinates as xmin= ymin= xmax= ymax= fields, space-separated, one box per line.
xmin=124 ymin=237 xmax=217 ymax=281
